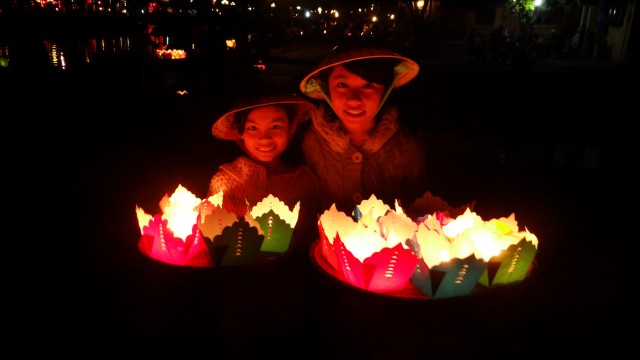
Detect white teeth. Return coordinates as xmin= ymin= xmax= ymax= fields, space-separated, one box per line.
xmin=257 ymin=146 xmax=276 ymax=152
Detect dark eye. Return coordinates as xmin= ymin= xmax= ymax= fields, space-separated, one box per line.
xmin=245 ymin=125 xmax=258 ymax=131
xmin=363 ymin=82 xmax=376 ymax=89
xmin=336 ymin=82 xmax=348 ymax=88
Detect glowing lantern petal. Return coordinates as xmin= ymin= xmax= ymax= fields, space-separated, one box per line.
xmin=352 ymin=194 xmax=391 ymax=222
xmin=250 ymin=194 xmax=299 ymax=227
xmin=160 ymin=184 xmax=201 ymax=239
xmin=137 ymin=213 xmax=211 ymax=267
xmin=208 ymin=219 xmax=264 ymax=266
xmin=198 ymin=199 xmax=239 ymax=240
xmin=318 ymin=204 xmax=357 ymax=270
xmin=410 ymin=216 xmax=451 ymax=269
xmin=136 ymin=206 xmax=153 ymax=234
xmin=378 ymin=209 xmax=418 ymax=249
xmin=136 ymin=185 xmax=212 ymax=267
xmin=182 ymin=221 xmax=213 ymax=267
xmin=411 ymin=255 xmax=486 ymax=299
xmin=478 ymin=236 xmax=538 ymax=287
xmin=249 ymin=194 xmax=300 ymax=253
xmin=253 ymin=210 xmax=294 ymax=253
xmin=334 ymin=236 xmax=418 ymax=293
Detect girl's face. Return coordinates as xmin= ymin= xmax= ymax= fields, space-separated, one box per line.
xmin=327 ymin=64 xmax=385 ymax=134
xmin=240 ymin=105 xmax=292 ymax=165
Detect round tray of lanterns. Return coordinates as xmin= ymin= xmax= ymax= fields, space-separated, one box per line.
xmin=310 ymin=238 xmax=429 ymax=299
xmin=135 ymin=185 xmax=303 ymax=269
xmin=311 ymin=193 xmax=540 ymax=300
xmin=154 ymin=47 xmax=188 ymax=61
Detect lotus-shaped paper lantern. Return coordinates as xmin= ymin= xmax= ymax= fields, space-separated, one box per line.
xmin=198 ymin=192 xmax=300 ymax=266
xmin=408 ymin=210 xmax=487 ymax=299
xmin=319 ymin=195 xmax=419 ymax=293
xmin=249 ymin=194 xmax=300 ymax=254
xmin=472 ymin=214 xmax=539 ymax=287
xmin=317 ymin=204 xmax=359 ymax=270
xmin=136 ymin=184 xmax=212 ymax=267
xmin=197 ymin=191 xmax=261 ymax=266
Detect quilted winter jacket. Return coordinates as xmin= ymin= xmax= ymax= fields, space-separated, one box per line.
xmin=302 ymin=105 xmax=427 ymax=213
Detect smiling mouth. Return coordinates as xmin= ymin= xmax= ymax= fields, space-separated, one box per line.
xmin=256 ymin=146 xmax=276 ymax=152
xmin=344 ymin=109 xmax=365 ymax=116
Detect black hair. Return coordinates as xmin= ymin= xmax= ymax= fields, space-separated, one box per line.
xmin=318 ymin=57 xmax=398 ymax=94
xmin=234 ymin=103 xmax=298 ymax=135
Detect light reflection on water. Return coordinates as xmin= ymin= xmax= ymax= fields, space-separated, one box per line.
xmin=43 ymin=34 xmax=139 ymax=70
xmin=0 ymin=43 xmax=9 ymax=68
xmin=1 ymin=20 xmax=273 ymax=101
xmin=0 ymin=27 xmax=194 ymax=72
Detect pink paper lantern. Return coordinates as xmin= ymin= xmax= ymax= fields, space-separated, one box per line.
xmin=136 ymin=185 xmax=212 ymax=267
xmin=318 ymin=195 xmax=419 ymax=293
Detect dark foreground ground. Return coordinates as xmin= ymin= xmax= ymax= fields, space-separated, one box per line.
xmin=6 ymin=36 xmax=634 ymax=358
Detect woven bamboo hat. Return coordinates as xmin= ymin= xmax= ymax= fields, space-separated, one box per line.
xmin=212 ymin=93 xmax=315 ymax=141
xmin=300 ymin=46 xmax=420 ymax=100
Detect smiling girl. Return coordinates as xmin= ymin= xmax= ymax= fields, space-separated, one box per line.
xmin=207 ymin=93 xmax=318 ymax=219
xmin=300 ymin=44 xmax=427 ymax=212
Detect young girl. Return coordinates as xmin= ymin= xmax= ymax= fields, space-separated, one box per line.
xmin=299 ymin=44 xmax=428 ymax=213
xmin=207 ymin=93 xmax=319 ymax=220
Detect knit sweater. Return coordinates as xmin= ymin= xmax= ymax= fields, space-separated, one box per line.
xmin=208 ymin=156 xmax=319 ymax=217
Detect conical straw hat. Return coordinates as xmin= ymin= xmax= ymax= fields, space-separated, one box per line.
xmin=212 ymin=93 xmax=314 ymax=141
xmin=300 ymin=46 xmax=420 ymax=100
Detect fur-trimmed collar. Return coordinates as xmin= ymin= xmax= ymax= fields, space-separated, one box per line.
xmin=310 ymin=105 xmax=400 ymax=154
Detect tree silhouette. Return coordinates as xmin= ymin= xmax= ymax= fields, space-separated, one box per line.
xmin=399 ymin=0 xmax=436 ymax=54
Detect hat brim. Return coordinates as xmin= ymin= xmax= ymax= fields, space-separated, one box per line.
xmin=212 ymin=96 xmax=315 ymax=141
xmin=300 ymin=48 xmax=420 ymax=100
